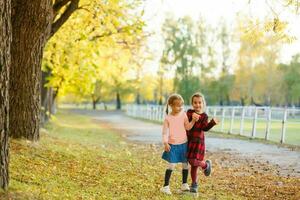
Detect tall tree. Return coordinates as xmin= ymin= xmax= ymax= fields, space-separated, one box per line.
xmin=234 ymin=17 xmax=282 ymax=106
xmin=0 ymin=0 xmax=11 ymax=189
xmin=129 ymin=41 xmax=150 ymax=105
xmin=10 ymin=0 xmax=144 ymax=140
xmin=161 ymin=16 xmax=200 ymax=102
xmin=234 ymin=19 xmax=258 ymax=105
xmin=218 ymin=21 xmax=234 ymax=105
xmin=195 ymin=17 xmax=207 ymax=76
xmin=106 ymin=49 xmax=134 ymax=110
xmin=10 ymin=0 xmax=61 ymax=140
xmin=279 ymin=54 xmax=300 ymax=106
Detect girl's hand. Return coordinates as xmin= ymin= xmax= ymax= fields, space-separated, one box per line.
xmin=212 ymin=118 xmax=219 ymax=124
xmin=192 ymin=113 xmax=199 ymax=121
xmin=164 ymin=143 xmax=171 ymax=152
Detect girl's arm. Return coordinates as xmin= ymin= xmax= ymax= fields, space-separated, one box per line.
xmin=202 ymin=114 xmax=217 ymax=131
xmin=184 ymin=113 xmax=198 ymax=130
xmin=162 ymin=119 xmax=171 ymax=152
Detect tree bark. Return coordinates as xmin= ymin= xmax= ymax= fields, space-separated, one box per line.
xmin=0 ymin=0 xmax=11 ymax=189
xmin=136 ymin=92 xmax=141 ymax=105
xmin=158 ymin=73 xmax=163 ymax=105
xmin=41 ymin=70 xmax=58 ymax=124
xmin=51 ymin=90 xmax=57 ymax=114
xmin=92 ymin=95 xmax=100 ymax=110
xmin=241 ymin=97 xmax=245 ymax=106
xmin=219 ymin=98 xmax=224 ymax=106
xmin=92 ymin=100 xmax=97 ymax=110
xmin=116 ymin=91 xmax=121 ymax=110
xmin=10 ymin=0 xmax=52 ymax=140
xmin=226 ymin=94 xmax=230 ymax=106
xmin=41 ymin=70 xmax=51 ymax=124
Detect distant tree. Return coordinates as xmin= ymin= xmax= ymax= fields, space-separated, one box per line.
xmin=279 ymin=54 xmax=300 ymax=106
xmin=161 ymin=16 xmax=201 ymax=102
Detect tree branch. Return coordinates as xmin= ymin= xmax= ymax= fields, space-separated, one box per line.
xmin=50 ymin=0 xmax=79 ymax=38
xmin=90 ymin=27 xmax=127 ymax=41
xmin=53 ymin=0 xmax=71 ymax=14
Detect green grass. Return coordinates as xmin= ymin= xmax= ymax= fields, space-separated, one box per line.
xmin=0 ymin=110 xmax=241 ymax=200
xmin=1 ymin=109 xmax=299 ymax=200
xmin=210 ymin=118 xmax=300 ymax=146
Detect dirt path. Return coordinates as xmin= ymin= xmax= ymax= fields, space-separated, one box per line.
xmin=71 ymin=109 xmax=300 ymax=177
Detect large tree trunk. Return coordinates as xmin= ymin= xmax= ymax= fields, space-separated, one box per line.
xmin=0 ymin=0 xmax=11 ymax=189
xmin=10 ymin=0 xmax=52 ymax=140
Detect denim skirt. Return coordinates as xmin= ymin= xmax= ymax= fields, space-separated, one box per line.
xmin=162 ymin=142 xmax=188 ymax=163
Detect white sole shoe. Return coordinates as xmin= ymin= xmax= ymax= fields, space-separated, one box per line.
xmin=160 ymin=186 xmax=172 ymax=195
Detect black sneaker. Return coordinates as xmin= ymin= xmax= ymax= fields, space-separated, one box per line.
xmin=190 ymin=183 xmax=198 ymax=193
xmin=204 ymin=160 xmax=212 ymax=176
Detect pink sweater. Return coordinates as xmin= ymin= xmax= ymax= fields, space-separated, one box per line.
xmin=162 ymin=111 xmax=190 ymax=145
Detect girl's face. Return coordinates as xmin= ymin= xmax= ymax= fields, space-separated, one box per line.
xmin=170 ymin=99 xmax=183 ymax=114
xmin=192 ymin=96 xmax=203 ymax=113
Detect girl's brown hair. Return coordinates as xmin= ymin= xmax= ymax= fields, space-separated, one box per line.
xmin=165 ymin=93 xmax=184 ymax=114
xmin=190 ymin=92 xmax=207 ymax=112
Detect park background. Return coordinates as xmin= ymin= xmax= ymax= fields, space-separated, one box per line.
xmin=0 ymin=0 xmax=300 ymax=199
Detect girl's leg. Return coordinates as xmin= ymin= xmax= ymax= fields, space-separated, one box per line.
xmin=182 ymin=163 xmax=189 ymax=184
xmin=199 ymin=160 xmax=207 ymax=170
xmin=190 ymin=165 xmax=199 ymax=194
xmin=190 ymin=165 xmax=198 ymax=184
xmin=164 ymin=163 xmax=176 ymax=186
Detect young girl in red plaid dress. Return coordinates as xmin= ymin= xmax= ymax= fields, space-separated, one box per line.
xmin=186 ymin=92 xmax=218 ymax=194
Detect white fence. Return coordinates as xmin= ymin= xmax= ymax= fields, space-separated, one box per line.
xmin=126 ymin=104 xmax=300 ymax=146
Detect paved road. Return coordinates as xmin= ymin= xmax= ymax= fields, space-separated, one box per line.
xmin=71 ymin=109 xmax=300 ymax=177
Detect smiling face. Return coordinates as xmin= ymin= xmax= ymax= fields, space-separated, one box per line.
xmin=192 ymin=96 xmax=203 ymax=113
xmin=170 ymin=99 xmax=183 ymax=114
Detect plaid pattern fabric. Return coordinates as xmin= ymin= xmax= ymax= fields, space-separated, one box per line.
xmin=186 ymin=109 xmax=216 ymax=161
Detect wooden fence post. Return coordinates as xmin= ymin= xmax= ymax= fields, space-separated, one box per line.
xmin=213 ymin=107 xmax=217 ymax=118
xmin=229 ymin=107 xmax=235 ymax=134
xmin=240 ymin=107 xmax=245 ymax=135
xmin=265 ymin=107 xmax=271 ymax=140
xmin=251 ymin=107 xmax=258 ymax=138
xmin=221 ymin=108 xmax=225 ymax=132
xmin=280 ymin=108 xmax=288 ymax=144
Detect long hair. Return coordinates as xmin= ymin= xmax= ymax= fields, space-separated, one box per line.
xmin=190 ymin=92 xmax=207 ymax=112
xmin=165 ymin=93 xmax=184 ymax=114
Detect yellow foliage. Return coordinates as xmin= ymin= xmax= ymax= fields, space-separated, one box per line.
xmin=42 ymin=0 xmax=147 ymax=103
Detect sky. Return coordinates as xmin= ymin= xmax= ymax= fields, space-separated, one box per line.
xmin=141 ymin=0 xmax=300 ymax=75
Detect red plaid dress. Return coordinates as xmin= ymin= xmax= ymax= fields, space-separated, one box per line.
xmin=186 ymin=109 xmax=216 ymax=165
